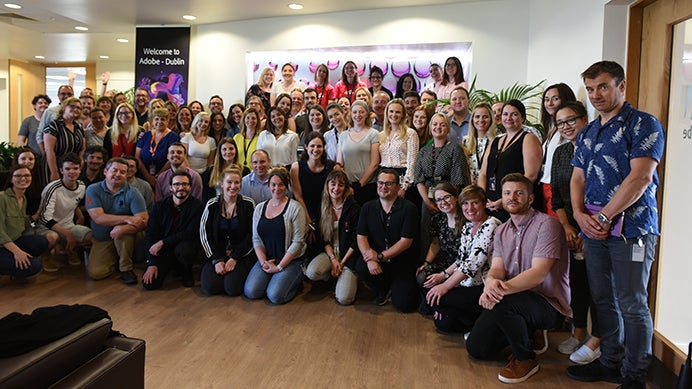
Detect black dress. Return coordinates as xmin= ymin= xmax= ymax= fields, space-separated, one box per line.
xmin=484 ymin=131 xmax=528 ymax=222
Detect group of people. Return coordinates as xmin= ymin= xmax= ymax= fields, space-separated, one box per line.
xmin=3 ymin=59 xmax=663 ymax=389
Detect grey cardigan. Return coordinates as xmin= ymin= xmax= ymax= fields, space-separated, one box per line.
xmin=252 ymin=198 xmax=306 ymax=259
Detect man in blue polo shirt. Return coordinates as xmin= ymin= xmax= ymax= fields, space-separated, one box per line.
xmin=566 ymin=61 xmax=665 ymax=389
xmin=85 ymin=157 xmax=148 ymax=285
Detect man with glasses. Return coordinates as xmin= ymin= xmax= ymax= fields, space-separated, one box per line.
xmin=356 ymin=168 xmax=419 ymax=311
xmin=155 ymin=142 xmax=203 ymax=201
xmin=133 ymin=87 xmax=150 ymax=126
xmin=142 ymin=170 xmax=203 ymax=289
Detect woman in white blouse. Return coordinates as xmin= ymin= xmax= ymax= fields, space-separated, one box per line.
xmin=378 ymin=98 xmax=419 ymax=198
xmin=181 ymin=112 xmax=216 ymax=174
xmin=270 ymin=63 xmax=306 ymax=106
xmin=256 ymin=106 xmax=299 ymax=167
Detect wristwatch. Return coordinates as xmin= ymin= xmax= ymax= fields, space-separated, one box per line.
xmin=598 ymin=212 xmax=612 ymax=225
xmin=377 ymin=252 xmax=389 ymax=263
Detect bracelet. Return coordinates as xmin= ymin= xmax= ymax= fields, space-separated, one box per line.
xmin=276 ymin=264 xmax=284 ymax=272
xmin=328 ymin=254 xmax=336 ymax=261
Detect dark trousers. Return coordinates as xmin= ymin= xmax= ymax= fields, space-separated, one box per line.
xmin=570 ymin=255 xmax=599 ymax=335
xmin=142 ymin=241 xmax=198 ymax=290
xmin=466 ymin=291 xmax=563 ymax=361
xmin=0 ymin=235 xmax=48 ymax=278
xmin=354 ymin=257 xmax=418 ymax=313
xmin=432 ymin=285 xmax=484 ymax=333
xmin=200 ymin=256 xmax=254 ymax=296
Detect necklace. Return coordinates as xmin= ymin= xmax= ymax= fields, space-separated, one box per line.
xmin=332 ymin=201 xmax=344 ymax=211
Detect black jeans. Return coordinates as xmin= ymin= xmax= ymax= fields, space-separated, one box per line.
xmin=432 ymin=285 xmax=484 ymax=333
xmin=354 ymin=257 xmax=418 ymax=313
xmin=200 ymin=255 xmax=254 ymax=296
xmin=466 ymin=291 xmax=563 ymax=361
xmin=142 ymin=241 xmax=198 ymax=290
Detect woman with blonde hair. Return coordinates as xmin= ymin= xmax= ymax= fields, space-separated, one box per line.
xmin=463 ymin=103 xmax=497 ymax=184
xmin=107 ymin=102 xmax=142 ymax=158
xmin=378 ymin=98 xmax=419 ymax=199
xmin=181 ymin=111 xmax=216 ymax=174
xmin=314 ymin=63 xmax=335 ymax=110
xmin=234 ymin=108 xmax=261 ymax=172
xmin=43 ymin=97 xmax=85 ymax=182
xmin=246 ymin=66 xmax=274 ymax=113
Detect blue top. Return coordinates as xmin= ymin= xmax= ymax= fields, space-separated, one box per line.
xmin=449 ymin=112 xmax=470 ymax=146
xmin=257 ymin=201 xmax=287 ymax=260
xmin=85 ymin=181 xmax=147 ymax=241
xmin=136 ymin=130 xmax=180 ymax=174
xmin=572 ymin=102 xmax=665 ymax=238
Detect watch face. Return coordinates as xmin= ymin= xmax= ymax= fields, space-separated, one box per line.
xmin=598 ymin=214 xmax=607 ymax=223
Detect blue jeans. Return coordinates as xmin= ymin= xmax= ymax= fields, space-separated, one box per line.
xmin=244 ymin=258 xmax=305 ymax=304
xmin=583 ymin=234 xmax=656 ymax=380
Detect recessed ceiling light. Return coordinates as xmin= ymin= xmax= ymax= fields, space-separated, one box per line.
xmin=99 ymin=55 xmax=110 ymax=59
xmin=182 ymin=14 xmax=196 ymax=21
xmin=4 ymin=3 xmax=22 ymax=9
xmin=116 ymin=38 xmax=129 ymax=43
xmin=34 ymin=55 xmax=45 ymax=59
xmin=75 ymin=26 xmax=88 ymax=31
xmin=288 ymin=3 xmax=303 ymax=10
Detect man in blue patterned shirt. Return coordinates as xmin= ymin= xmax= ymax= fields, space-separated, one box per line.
xmin=566 ymin=61 xmax=664 ymax=389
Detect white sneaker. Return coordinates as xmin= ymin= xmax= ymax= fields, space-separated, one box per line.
xmin=533 ymin=330 xmax=548 ymax=355
xmin=569 ymin=344 xmax=601 ymax=365
xmin=558 ymin=336 xmax=582 ymax=354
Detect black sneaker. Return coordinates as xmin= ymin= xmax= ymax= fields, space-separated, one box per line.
xmin=372 ymin=290 xmax=391 ymax=306
xmin=120 ymin=270 xmax=138 ymax=285
xmin=566 ymin=359 xmax=622 ymax=384
xmin=182 ymin=276 xmax=194 ymax=288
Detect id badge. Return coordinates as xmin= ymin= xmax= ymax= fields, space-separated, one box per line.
xmin=149 ymin=163 xmax=157 ymax=175
xmin=632 ymin=237 xmax=645 ymax=263
xmin=489 ymin=176 xmax=496 ymax=192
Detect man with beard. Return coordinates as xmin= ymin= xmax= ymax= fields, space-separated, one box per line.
xmin=142 ymin=170 xmax=203 ymax=289
xmin=466 ymin=173 xmax=570 ymax=384
xmin=155 ymin=142 xmax=203 ymax=200
xmin=133 ymin=87 xmax=150 ymax=126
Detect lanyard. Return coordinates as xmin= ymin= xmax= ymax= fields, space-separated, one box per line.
xmin=149 ymin=130 xmax=168 ymax=156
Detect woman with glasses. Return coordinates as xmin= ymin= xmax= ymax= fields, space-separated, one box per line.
xmin=106 ymin=102 xmax=142 ymax=160
xmin=335 ymin=61 xmax=367 ymax=103
xmin=550 ymin=101 xmax=602 ymax=365
xmin=0 ymin=164 xmax=57 ymax=280
xmin=425 ymin=185 xmax=501 ymax=333
xmin=368 ymin=65 xmax=393 ymax=99
xmin=435 ymin=56 xmax=468 ymax=100
xmin=538 ymin=83 xmax=576 ymax=217
xmin=43 ymin=97 xmax=85 ymax=183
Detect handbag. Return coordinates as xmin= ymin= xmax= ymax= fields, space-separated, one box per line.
xmin=676 ymin=341 xmax=692 ymax=389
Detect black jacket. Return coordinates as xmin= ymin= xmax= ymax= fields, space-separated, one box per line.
xmin=145 ymin=195 xmax=204 ymax=266
xmin=200 ymin=195 xmax=255 ymax=264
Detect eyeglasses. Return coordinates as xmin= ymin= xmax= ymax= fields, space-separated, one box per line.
xmin=370 ymin=75 xmax=382 ymax=80
xmin=376 ymin=181 xmax=397 ymax=188
xmin=68 ymin=104 xmax=82 ymax=110
xmin=117 ymin=111 xmax=133 ymax=116
xmin=556 ymin=116 xmax=579 ymax=129
xmin=171 ymin=182 xmax=191 ymax=188
xmin=435 ymin=194 xmax=453 ymax=203
xmin=13 ymin=174 xmax=31 ymax=179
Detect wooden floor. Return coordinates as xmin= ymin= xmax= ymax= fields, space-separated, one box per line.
xmin=1 ymin=265 xmax=619 ymax=389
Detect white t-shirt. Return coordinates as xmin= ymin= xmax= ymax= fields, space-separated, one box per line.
xmin=181 ymin=133 xmax=216 ymax=174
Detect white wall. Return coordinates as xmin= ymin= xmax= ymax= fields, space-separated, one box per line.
xmin=95 ymin=60 xmax=137 ymax=95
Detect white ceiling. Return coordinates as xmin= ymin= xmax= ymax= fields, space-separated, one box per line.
xmin=0 ymin=0 xmax=466 ymax=63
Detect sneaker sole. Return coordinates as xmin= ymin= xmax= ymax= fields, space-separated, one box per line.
xmin=498 ymin=364 xmax=539 ymax=384
xmin=43 ymin=267 xmax=59 ymax=272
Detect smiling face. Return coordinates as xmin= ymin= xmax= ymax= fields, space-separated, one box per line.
xmin=167 ymin=145 xmax=186 ymax=167
xmin=220 ymin=141 xmax=237 ymax=163
xmin=105 ymin=161 xmax=128 ymax=188
xmin=430 ymin=64 xmax=442 ymax=82
xmin=502 ymin=104 xmax=524 ymax=132
xmin=124 ymin=158 xmax=137 ymax=179
xmin=350 ymin=104 xmax=367 ymax=126
xmin=434 ymin=189 xmax=458 ymax=216
xmin=281 ymin=64 xmax=295 ymax=82
xmin=90 ymin=110 xmax=107 ymax=130
xmin=34 ymin=97 xmax=50 ymax=115
xmin=402 ymin=76 xmax=414 ymax=92
xmin=277 ymin=96 xmax=291 ymax=114
xmin=472 ymin=106 xmax=492 ymax=133
xmin=59 ymin=161 xmax=81 ymax=186
xmin=230 ymin=106 xmax=243 ymax=124
xmin=189 ymin=102 xmax=203 ymax=117
xmin=153 ymin=114 xmax=168 ymax=132
xmin=178 ymin=108 xmax=192 ymax=128
xmin=117 ymin=106 xmax=134 ymax=125
xmin=291 ymin=91 xmax=304 ymax=112
xmin=221 ymin=171 xmax=242 ymax=198
xmin=327 ymin=177 xmax=346 ymax=202
xmin=386 ymin=102 xmax=405 ymax=126
xmin=376 ymin=172 xmax=399 ymax=200
xmin=195 ymin=115 xmax=210 ymax=135
xmin=338 ymin=97 xmax=351 ymax=112
xmin=17 ymin=151 xmax=36 ymax=170
xmin=270 ymin=109 xmax=285 ymax=131
xmin=269 ymin=174 xmax=288 ymax=199
xmin=244 ymin=111 xmax=258 ymax=131
xmin=412 ymin=109 xmax=427 ymax=130
xmin=11 ymin=167 xmax=32 ymax=190
xmin=327 ymin=107 xmax=346 ymax=129
xmin=209 ymin=97 xmax=224 ymax=114
xmin=543 ymin=87 xmax=562 ymax=117
xmin=251 ymin=151 xmax=270 ymax=177
xmin=461 ymin=196 xmax=487 ymax=223
xmin=309 ymin=109 xmax=324 ymax=130
xmin=343 ymin=62 xmax=357 ymax=80
xmin=170 ymin=174 xmax=192 ymax=201
xmin=211 ymin=114 xmax=224 ymax=131
xmin=450 ymin=89 xmax=469 ymax=113
xmin=555 ymin=107 xmax=587 ymax=142
xmin=306 ymin=136 xmax=324 ymax=162
xmin=86 ymin=152 xmax=104 ymax=173
xmin=430 ymin=115 xmax=450 ymax=139
xmin=444 ymin=59 xmax=458 ymax=78
xmin=372 ymin=93 xmax=389 ymax=116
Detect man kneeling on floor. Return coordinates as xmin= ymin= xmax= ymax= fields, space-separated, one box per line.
xmin=85 ymin=157 xmax=148 ymax=285
xmin=142 ymin=170 xmax=203 ymax=289
xmin=466 ymin=173 xmax=571 ymax=384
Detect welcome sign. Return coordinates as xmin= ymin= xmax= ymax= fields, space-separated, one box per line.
xmin=135 ymin=26 xmax=190 ymax=106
